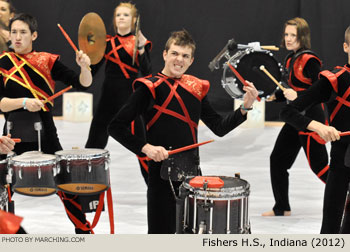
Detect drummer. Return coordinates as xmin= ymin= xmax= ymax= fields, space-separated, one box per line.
xmin=0 ymin=13 xmax=93 ymax=233
xmin=262 ymin=17 xmax=329 ymax=216
xmin=84 ymin=1 xmax=152 ymax=185
xmin=107 ymin=29 xmax=258 ymax=233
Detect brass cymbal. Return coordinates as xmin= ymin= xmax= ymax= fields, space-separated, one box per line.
xmin=78 ymin=12 xmax=106 ymax=65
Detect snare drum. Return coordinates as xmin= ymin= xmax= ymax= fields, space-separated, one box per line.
xmin=55 ymin=149 xmax=110 ymax=195
xmin=10 ymin=152 xmax=58 ymax=196
xmin=178 ymin=175 xmax=250 ymax=234
xmin=222 ymin=48 xmax=283 ymax=100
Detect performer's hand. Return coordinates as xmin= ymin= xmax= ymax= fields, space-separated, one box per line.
xmin=266 ymin=94 xmax=276 ymax=102
xmin=25 ymin=98 xmax=44 ymax=112
xmin=141 ymin=143 xmax=169 ymax=162
xmin=137 ymin=30 xmax=147 ymax=48
xmin=307 ymin=120 xmax=340 ymax=142
xmin=283 ymin=88 xmax=297 ymax=101
xmin=75 ymin=50 xmax=91 ymax=70
xmin=0 ymin=134 xmax=15 ymax=154
xmin=241 ymin=80 xmax=259 ymax=113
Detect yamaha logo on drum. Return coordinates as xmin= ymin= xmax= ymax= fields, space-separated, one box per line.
xmin=76 ymin=186 xmax=94 ymax=191
xmin=29 ymin=187 xmax=48 ymax=192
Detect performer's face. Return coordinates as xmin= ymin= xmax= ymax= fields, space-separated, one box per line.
xmin=162 ymin=43 xmax=194 ymax=78
xmin=115 ymin=6 xmax=133 ymax=32
xmin=284 ymin=25 xmax=300 ymax=52
xmin=10 ymin=20 xmax=37 ymax=54
xmin=0 ymin=1 xmax=12 ymax=27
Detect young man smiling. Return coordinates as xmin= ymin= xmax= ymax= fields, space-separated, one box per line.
xmin=108 ymin=30 xmax=258 ymax=233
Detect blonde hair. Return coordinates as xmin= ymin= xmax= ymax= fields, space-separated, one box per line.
xmin=281 ymin=17 xmax=311 ymax=50
xmin=345 ymin=26 xmax=350 ymax=44
xmin=113 ymin=2 xmax=138 ymax=33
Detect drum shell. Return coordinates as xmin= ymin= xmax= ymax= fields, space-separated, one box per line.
xmin=179 ymin=176 xmax=250 ymax=234
xmin=55 ymin=149 xmax=110 ymax=195
xmin=10 ymin=154 xmax=57 ymax=197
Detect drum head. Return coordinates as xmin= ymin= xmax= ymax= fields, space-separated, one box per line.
xmin=183 ymin=175 xmax=250 ymax=199
xmin=55 ymin=148 xmax=109 ymax=160
xmin=12 ymin=153 xmax=56 ymax=164
xmin=222 ymin=49 xmax=282 ymax=99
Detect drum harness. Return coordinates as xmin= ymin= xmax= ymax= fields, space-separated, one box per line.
xmin=285 ymin=50 xmax=330 ymax=180
xmin=104 ymin=35 xmax=151 ymax=79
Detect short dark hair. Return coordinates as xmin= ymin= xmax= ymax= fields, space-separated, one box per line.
xmin=281 ymin=17 xmax=311 ymax=50
xmin=164 ymin=29 xmax=196 ymax=57
xmin=9 ymin=13 xmax=37 ymax=33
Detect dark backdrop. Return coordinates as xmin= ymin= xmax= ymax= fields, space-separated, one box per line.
xmin=10 ymin=0 xmax=350 ymax=120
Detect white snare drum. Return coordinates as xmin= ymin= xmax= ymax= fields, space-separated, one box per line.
xmin=178 ymin=175 xmax=250 ymax=234
xmin=10 ymin=152 xmax=58 ymax=196
xmin=55 ymin=149 xmax=110 ymax=195
xmin=222 ymin=48 xmax=283 ymax=100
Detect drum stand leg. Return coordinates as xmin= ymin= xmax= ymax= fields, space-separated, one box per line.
xmin=6 ymin=121 xmax=13 ymax=135
xmin=176 ymin=185 xmax=188 ymax=234
xmin=340 ymin=183 xmax=350 ymax=234
xmin=34 ymin=122 xmax=42 ymax=152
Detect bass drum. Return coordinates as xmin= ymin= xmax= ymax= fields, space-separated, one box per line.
xmin=222 ymin=48 xmax=283 ymax=100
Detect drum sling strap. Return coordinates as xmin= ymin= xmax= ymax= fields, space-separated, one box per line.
xmin=105 ymin=36 xmax=138 ymax=79
xmin=298 ymin=131 xmax=329 ymax=179
xmin=57 ymin=188 xmax=115 ymax=234
xmin=0 ymin=52 xmax=54 ymax=111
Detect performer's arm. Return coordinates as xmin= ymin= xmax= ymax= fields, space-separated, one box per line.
xmin=283 ymin=57 xmax=321 ymax=101
xmin=51 ymin=53 xmax=91 ymax=90
xmin=75 ymin=50 xmax=92 ymax=87
xmin=0 ymin=97 xmax=43 ymax=112
xmin=280 ymin=77 xmax=333 ymax=131
xmin=108 ymin=83 xmax=151 ymax=155
xmin=201 ymin=81 xmax=257 ymax=136
xmin=137 ymin=31 xmax=152 ymax=76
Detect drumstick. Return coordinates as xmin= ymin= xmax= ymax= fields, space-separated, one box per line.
xmin=0 ymin=138 xmax=21 ymax=143
xmin=132 ymin=15 xmax=140 ymax=66
xmin=44 ymin=86 xmax=73 ymax=103
xmin=57 ymin=24 xmax=78 ymax=51
xmin=259 ymin=65 xmax=286 ymax=91
xmin=57 ymin=24 xmax=91 ymax=71
xmin=145 ymin=140 xmax=214 ymax=161
xmin=261 ymin=45 xmax=279 ymax=51
xmin=227 ymin=62 xmax=261 ymax=101
xmin=340 ymin=131 xmax=350 ymax=137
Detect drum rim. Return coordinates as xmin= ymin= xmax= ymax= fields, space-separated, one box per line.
xmin=11 ymin=153 xmax=57 ymax=165
xmin=55 ymin=148 xmax=109 ymax=160
xmin=221 ymin=48 xmax=282 ymax=99
xmin=182 ymin=175 xmax=250 ymax=198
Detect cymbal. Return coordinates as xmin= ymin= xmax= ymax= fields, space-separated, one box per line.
xmin=78 ymin=12 xmax=106 ymax=65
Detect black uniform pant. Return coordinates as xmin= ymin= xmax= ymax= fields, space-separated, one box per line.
xmin=270 ymin=123 xmax=329 ymax=214
xmin=147 ymin=164 xmax=181 ymax=233
xmin=321 ymin=141 xmax=350 ymax=233
xmin=85 ymin=82 xmax=148 ymax=185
